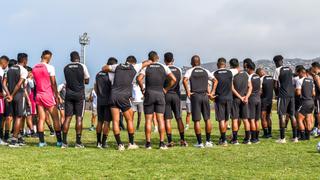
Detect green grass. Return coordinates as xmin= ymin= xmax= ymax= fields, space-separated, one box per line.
xmin=0 ymin=111 xmax=319 ymax=179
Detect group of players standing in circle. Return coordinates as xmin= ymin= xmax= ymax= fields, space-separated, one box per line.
xmin=0 ymin=50 xmax=319 ymax=150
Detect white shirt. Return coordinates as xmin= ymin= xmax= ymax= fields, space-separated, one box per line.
xmin=17 ymin=64 xmax=28 ymax=79
xmin=42 ymin=62 xmax=55 ymax=76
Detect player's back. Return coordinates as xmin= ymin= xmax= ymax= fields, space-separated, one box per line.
xmin=188 ymin=67 xmax=209 ymax=94
xmin=32 ymin=63 xmax=53 ymax=95
xmin=233 ymin=71 xmax=249 ymax=97
xmin=145 ymin=63 xmax=168 ymax=92
xmin=214 ymin=69 xmax=233 ymax=101
xmin=64 ymin=62 xmax=85 ymax=99
xmin=164 ymin=65 xmax=181 ymax=95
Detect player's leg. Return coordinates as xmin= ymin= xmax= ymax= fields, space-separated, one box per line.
xmin=62 ymin=100 xmax=73 ymax=147
xmin=230 ymin=100 xmax=239 ymax=144
xmin=111 ymin=107 xmax=124 ymax=150
xmin=144 ymin=111 xmax=153 ymax=149
xmin=164 ymin=95 xmax=173 ymax=146
xmin=37 ymin=105 xmax=47 ymax=146
xmin=172 ymin=95 xmax=186 ymax=146
xmin=156 ymin=112 xmax=166 ymax=149
xmin=9 ymin=116 xmax=23 ymax=147
xmin=297 ymin=112 xmax=306 ymax=140
xmin=217 ymin=101 xmax=227 ymax=146
xmin=288 ymin=98 xmax=298 ymax=141
xmin=89 ymin=106 xmax=96 ymax=131
xmin=102 ymin=120 xmax=110 ymax=148
xmin=276 ymin=98 xmax=287 ymax=143
xmin=255 ymin=102 xmax=261 ymax=142
xmin=136 ymin=104 xmax=142 ymax=130
xmin=123 ymin=108 xmax=139 ymax=149
xmin=73 ymin=99 xmax=85 ymax=148
xmin=45 ymin=110 xmax=55 ymax=136
xmin=96 ymin=105 xmax=103 ymax=148
xmin=203 ymin=96 xmax=212 ymax=147
xmin=47 ymin=106 xmax=62 ymax=146
xmin=261 ymin=110 xmax=268 ymax=138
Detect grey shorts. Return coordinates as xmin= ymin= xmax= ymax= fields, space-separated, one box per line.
xmin=186 ymin=102 xmax=191 ymax=113
xmin=132 ymin=102 xmax=143 ymax=112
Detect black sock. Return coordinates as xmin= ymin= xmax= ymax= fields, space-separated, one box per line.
xmin=129 ymin=133 xmax=134 ymax=144
xmin=38 ymin=132 xmax=45 ymax=143
xmin=159 ymin=141 xmax=165 ymax=147
xmin=167 ymin=133 xmax=172 ymax=143
xmin=280 ymin=128 xmax=285 ymax=139
xmin=221 ymin=132 xmax=226 ymax=142
xmin=256 ymin=131 xmax=260 ymax=140
xmin=55 ymin=131 xmax=62 ymax=143
xmin=146 ymin=141 xmax=151 ymax=147
xmin=263 ymin=128 xmax=268 ymax=136
xmin=251 ymin=131 xmax=256 ymax=140
xmin=48 ymin=125 xmax=54 ymax=133
xmin=306 ymin=130 xmax=310 ymax=140
xmin=97 ymin=133 xmax=101 ymax=143
xmin=232 ymin=131 xmax=238 ymax=141
xmin=196 ymin=134 xmax=202 ymax=144
xmin=245 ymin=131 xmax=250 ymax=141
xmin=62 ymin=132 xmax=68 ymax=144
xmin=179 ymin=132 xmax=185 ymax=141
xmin=300 ymin=131 xmax=305 ymax=140
xmin=114 ymin=134 xmax=122 ymax=145
xmin=4 ymin=130 xmax=9 ymax=141
xmin=268 ymin=126 xmax=272 ymax=135
xmin=20 ymin=130 xmax=24 ymax=136
xmin=206 ymin=133 xmax=211 ymax=142
xmin=102 ymin=134 xmax=107 ymax=145
xmin=0 ymin=128 xmax=3 ymax=139
xmin=292 ymin=127 xmax=297 ymax=138
xmin=76 ymin=134 xmax=82 ymax=144
xmin=30 ymin=129 xmax=35 ymax=134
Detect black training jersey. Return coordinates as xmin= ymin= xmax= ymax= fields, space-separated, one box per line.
xmin=249 ymin=73 xmax=261 ymax=101
xmin=64 ymin=62 xmax=90 ymax=99
xmin=95 ymin=71 xmax=112 ymax=105
xmin=184 ymin=66 xmax=214 ymax=94
xmin=141 ymin=62 xmax=171 ymax=93
xmin=110 ymin=63 xmax=142 ymax=98
xmin=164 ymin=65 xmax=181 ymax=95
xmin=273 ymin=66 xmax=294 ymax=98
xmin=7 ymin=65 xmax=28 ymax=94
xmin=213 ymin=68 xmax=233 ymax=101
xmin=261 ymin=75 xmax=274 ymax=102
xmin=233 ymin=71 xmax=249 ymax=98
xmin=296 ymin=77 xmax=314 ymax=101
xmin=314 ymin=73 xmax=320 ymax=99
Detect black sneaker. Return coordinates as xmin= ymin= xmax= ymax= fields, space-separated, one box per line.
xmin=243 ymin=139 xmax=251 ymax=145
xmin=261 ymin=134 xmax=269 ymax=139
xmin=250 ymin=139 xmax=260 ymax=144
xmin=230 ymin=139 xmax=239 ymax=145
xmin=18 ymin=138 xmax=26 ymax=146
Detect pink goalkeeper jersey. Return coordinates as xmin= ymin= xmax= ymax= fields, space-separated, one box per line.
xmin=32 ymin=62 xmax=55 ymax=96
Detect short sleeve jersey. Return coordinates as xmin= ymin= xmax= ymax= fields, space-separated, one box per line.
xmin=296 ymin=77 xmax=314 ymax=101
xmin=184 ymin=66 xmax=214 ymax=94
xmin=273 ymin=66 xmax=294 ymax=98
xmin=260 ymin=75 xmax=274 ymax=102
xmin=249 ymin=73 xmax=261 ymax=101
xmin=64 ymin=62 xmax=90 ymax=99
xmin=233 ymin=71 xmax=250 ymax=98
xmin=213 ymin=68 xmax=233 ymax=101
xmin=32 ymin=63 xmax=55 ymax=96
xmin=95 ymin=71 xmax=112 ymax=106
xmin=6 ymin=64 xmax=27 ymax=93
xmin=140 ymin=62 xmax=171 ymax=93
xmin=164 ymin=65 xmax=182 ymax=95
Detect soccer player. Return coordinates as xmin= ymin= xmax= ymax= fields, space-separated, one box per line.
xmin=95 ymin=57 xmax=117 ymax=148
xmin=102 ymin=55 xmax=152 ymax=150
xmin=163 ymin=52 xmax=187 ymax=147
xmin=310 ymin=62 xmax=320 ymax=136
xmin=183 ymin=55 xmax=214 ymax=148
xmin=246 ymin=60 xmax=261 ymax=143
xmin=89 ymin=89 xmax=97 ymax=131
xmin=129 ymin=56 xmax=144 ymax=131
xmin=256 ymin=68 xmax=274 ymax=138
xmin=62 ymin=51 xmax=90 ymax=148
xmin=296 ymin=66 xmax=315 ymax=140
xmin=229 ymin=58 xmax=252 ymax=145
xmin=3 ymin=53 xmax=28 ymax=147
xmin=212 ymin=58 xmax=233 ymax=146
xmin=32 ymin=50 xmax=62 ymax=147
xmin=0 ymin=56 xmax=6 ymax=145
xmin=273 ymin=55 xmax=297 ymax=143
xmin=137 ymin=51 xmax=176 ymax=150
xmin=24 ymin=66 xmax=37 ymax=137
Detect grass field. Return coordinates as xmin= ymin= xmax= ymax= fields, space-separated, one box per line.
xmin=0 ymin=111 xmax=319 ymax=179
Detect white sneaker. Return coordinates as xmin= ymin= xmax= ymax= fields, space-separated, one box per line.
xmin=205 ymin=141 xmax=214 ymax=148
xmin=276 ymin=138 xmax=286 ymax=144
xmin=118 ymin=144 xmax=125 ymax=151
xmin=0 ymin=139 xmax=8 ymax=146
xmin=97 ymin=143 xmax=103 ymax=149
xmin=185 ymin=124 xmax=189 ymax=130
xmin=292 ymin=137 xmax=299 ymax=143
xmin=128 ymin=143 xmax=139 ymax=150
xmin=153 ymin=126 xmax=158 ymax=133
xmin=160 ymin=145 xmax=168 ymax=150
xmin=194 ymin=143 xmax=204 ymax=148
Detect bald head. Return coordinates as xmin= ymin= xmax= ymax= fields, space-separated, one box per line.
xmin=191 ymin=55 xmax=201 ymax=67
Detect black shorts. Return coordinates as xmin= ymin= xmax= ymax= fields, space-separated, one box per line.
xmin=215 ymin=99 xmax=232 ymax=121
xmin=315 ymin=98 xmax=320 ymax=114
xmin=4 ymin=101 xmax=13 ymax=117
xmin=191 ymin=93 xmax=211 ymax=121
xmin=65 ymin=98 xmax=85 ymax=117
xmin=231 ymin=98 xmax=249 ymax=119
xmin=261 ymin=100 xmax=272 ymax=114
xmin=277 ymin=97 xmax=295 ymax=116
xmin=144 ymin=91 xmax=165 ymax=115
xmin=97 ymin=105 xmax=112 ymax=122
xmin=248 ymin=100 xmax=261 ymax=120
xmin=6 ymin=92 xmax=25 ymax=117
xmin=164 ymin=93 xmax=181 ymax=120
xmin=110 ymin=95 xmax=131 ymax=112
xmin=295 ymin=96 xmax=301 ymax=112
xmin=298 ymin=100 xmax=314 ymax=116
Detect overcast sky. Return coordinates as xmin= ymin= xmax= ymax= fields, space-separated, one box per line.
xmin=0 ymin=0 xmax=319 ymax=84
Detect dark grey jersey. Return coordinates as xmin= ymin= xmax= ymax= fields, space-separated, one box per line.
xmin=261 ymin=75 xmax=274 ymax=102
xmin=273 ymin=66 xmax=294 ymax=98
xmin=95 ymin=71 xmax=112 ymax=105
xmin=314 ymin=73 xmax=320 ymax=99
xmin=249 ymin=73 xmax=261 ymax=101
xmin=164 ymin=65 xmax=181 ymax=95
xmin=296 ymin=77 xmax=314 ymax=101
xmin=7 ymin=65 xmax=28 ymax=94
xmin=233 ymin=71 xmax=249 ymax=98
xmin=184 ymin=66 xmax=214 ymax=94
xmin=140 ymin=63 xmax=171 ymax=93
xmin=213 ymin=68 xmax=233 ymax=101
